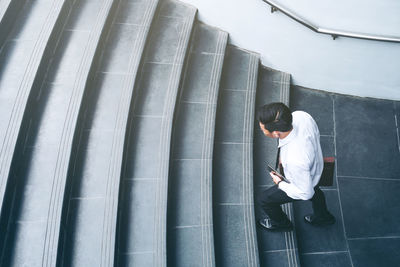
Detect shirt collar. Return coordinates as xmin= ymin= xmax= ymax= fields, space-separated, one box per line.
xmin=278 ymin=126 xmax=297 ymax=148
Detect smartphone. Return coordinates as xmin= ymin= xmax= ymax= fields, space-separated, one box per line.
xmin=267 ymin=164 xmax=290 ymax=183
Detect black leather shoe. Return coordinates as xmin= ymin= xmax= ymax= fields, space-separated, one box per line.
xmin=258 ymin=218 xmax=293 ymax=231
xmin=304 ymin=214 xmax=335 ymax=226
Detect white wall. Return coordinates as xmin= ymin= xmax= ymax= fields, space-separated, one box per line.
xmin=180 ymin=0 xmax=400 ymax=100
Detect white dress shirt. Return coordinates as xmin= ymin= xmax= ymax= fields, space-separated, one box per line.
xmin=277 ymin=111 xmax=324 ymax=200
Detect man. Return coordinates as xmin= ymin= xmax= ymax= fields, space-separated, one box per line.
xmin=257 ymin=102 xmax=335 ymax=231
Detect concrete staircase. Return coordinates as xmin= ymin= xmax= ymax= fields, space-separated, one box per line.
xmin=0 ymin=0 xmax=358 ymax=266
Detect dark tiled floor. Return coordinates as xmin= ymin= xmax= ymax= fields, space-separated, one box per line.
xmin=348 ymin=238 xmax=400 ymax=267
xmin=214 ymin=90 xmax=246 ymax=143
xmin=290 ymin=85 xmax=400 ymax=267
xmin=338 ymin=177 xmax=400 ymax=238
xmin=300 ymin=252 xmax=352 ymax=267
xmin=260 ymin=250 xmax=294 ymax=267
xmin=168 ymin=159 xmax=202 ymax=227
xmin=334 ymin=95 xmax=400 ymax=178
xmin=290 ymin=86 xmax=334 ymax=136
xmin=213 ymin=204 xmax=250 ymax=266
xmin=213 ymin=143 xmax=244 ymax=204
xmin=168 ymin=226 xmax=206 ymax=267
xmin=293 ymin=190 xmax=347 ymax=253
xmin=172 ymin=103 xmax=207 ymax=159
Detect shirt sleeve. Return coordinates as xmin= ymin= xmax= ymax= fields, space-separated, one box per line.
xmin=278 ymin=162 xmax=315 ymax=200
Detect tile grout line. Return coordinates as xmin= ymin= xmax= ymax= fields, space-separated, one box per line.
xmin=301 ymin=250 xmax=349 ymax=256
xmin=338 ymin=175 xmax=400 ymax=182
xmin=394 ymin=111 xmax=400 ymax=154
xmin=263 ymin=249 xmax=295 ymax=253
xmin=332 ymin=96 xmax=355 ymax=267
xmin=347 ymin=235 xmax=400 ymax=241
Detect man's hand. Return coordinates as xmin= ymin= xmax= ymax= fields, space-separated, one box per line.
xmin=269 ymin=171 xmax=283 ymax=185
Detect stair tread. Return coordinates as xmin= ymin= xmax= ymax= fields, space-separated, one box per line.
xmin=167 ymin=22 xmax=227 ymax=267
xmin=1 ymin=0 xmax=114 ymax=265
xmin=254 ymin=67 xmax=300 ymax=267
xmin=117 ymin=1 xmax=196 ymax=266
xmin=0 ymin=0 xmax=65 ymax=219
xmin=62 ymin=0 xmax=159 ymax=266
xmin=213 ymin=45 xmax=260 ymax=267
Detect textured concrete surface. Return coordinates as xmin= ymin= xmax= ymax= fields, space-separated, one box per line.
xmin=0 ymin=0 xmax=398 ymax=266
xmin=290 ymin=85 xmax=400 ymax=267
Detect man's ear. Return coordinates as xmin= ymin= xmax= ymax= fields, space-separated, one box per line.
xmin=272 ymin=131 xmax=280 ymax=138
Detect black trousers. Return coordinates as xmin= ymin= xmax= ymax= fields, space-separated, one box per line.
xmin=258 ymin=185 xmax=330 ymax=223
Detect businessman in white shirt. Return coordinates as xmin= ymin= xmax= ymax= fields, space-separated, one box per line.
xmin=257 ymin=102 xmax=335 ymax=230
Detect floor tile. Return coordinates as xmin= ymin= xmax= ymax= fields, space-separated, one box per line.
xmin=70 ymin=140 xmax=114 ymax=198
xmin=66 ymin=0 xmax=102 ymax=31
xmin=256 ymin=216 xmax=294 ymax=252
xmin=134 ymin=62 xmax=173 ymax=116
xmin=83 ymin=73 xmax=123 ymax=115
xmin=159 ymin=0 xmax=194 ymax=19
xmin=213 ymin=143 xmax=244 ymax=204
xmin=260 ymin=250 xmax=292 ymax=267
xmin=8 ymin=1 xmax=49 ymax=41
xmin=320 ymin=135 xmax=335 ymax=157
xmin=213 ymin=204 xmax=249 ymax=267
xmin=181 ymin=52 xmax=216 ymax=103
xmin=349 ymin=238 xmax=400 ymax=267
xmin=300 ymin=252 xmax=352 ymax=267
xmin=145 ymin=16 xmax=185 ymax=64
xmin=219 ymin=47 xmax=250 ymax=90
xmin=168 ymin=159 xmax=202 ymax=227
xmin=99 ymin=24 xmax=140 ymax=74
xmin=64 ymin=198 xmax=105 ymax=266
xmin=168 ymin=226 xmax=204 ymax=267
xmin=47 ymin=30 xmax=90 ymax=84
xmin=338 ymin=177 xmax=400 ymax=238
xmin=214 ymin=90 xmax=246 ymax=143
xmin=15 ymin=183 xmax=52 ymax=222
xmin=115 ymin=0 xmax=148 ymax=25
xmin=124 ymin=116 xmax=162 ymax=179
xmin=0 ymin=40 xmax=34 ymax=85
xmin=191 ymin=23 xmax=222 ymax=54
xmin=290 ymin=86 xmax=334 ymax=136
xmin=334 ymin=95 xmax=400 ymax=178
xmin=172 ymin=103 xmax=207 ymax=159
xmin=118 ymin=252 xmax=153 ymax=267
xmin=293 ymin=190 xmax=347 ymax=253
xmin=3 ymin=221 xmax=46 ymax=266
xmin=118 ymin=179 xmax=156 ymax=253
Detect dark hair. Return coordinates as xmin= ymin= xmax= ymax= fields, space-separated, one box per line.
xmin=257 ymin=102 xmax=293 ymax=132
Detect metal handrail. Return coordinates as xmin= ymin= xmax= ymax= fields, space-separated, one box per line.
xmin=262 ymin=0 xmax=400 ymax=43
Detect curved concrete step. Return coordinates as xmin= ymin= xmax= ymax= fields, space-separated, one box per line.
xmin=116 ymin=1 xmax=196 ymax=266
xmin=0 ymin=0 xmax=25 ymax=45
xmin=61 ymin=0 xmax=159 ymax=266
xmin=213 ymin=46 xmax=260 ymax=267
xmin=0 ymin=0 xmax=68 ymax=258
xmin=167 ymin=22 xmax=227 ymax=267
xmin=0 ymin=0 xmax=12 ymax=20
xmin=253 ymin=66 xmax=300 ymax=267
xmin=0 ymin=0 xmax=115 ymax=266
